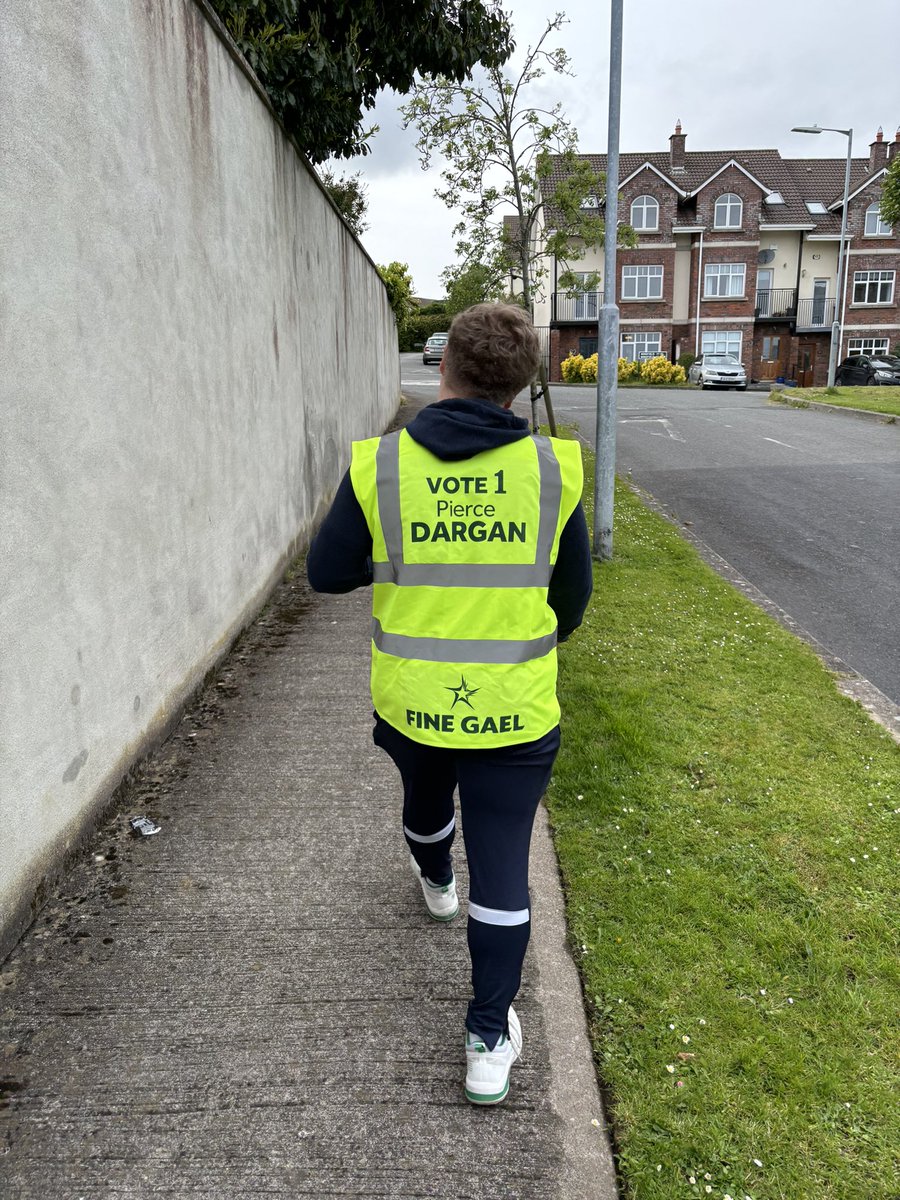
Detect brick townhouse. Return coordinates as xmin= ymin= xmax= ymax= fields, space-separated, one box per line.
xmin=533 ymin=123 xmax=900 ymax=385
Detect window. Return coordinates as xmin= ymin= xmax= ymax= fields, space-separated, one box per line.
xmin=765 ymin=192 xmax=784 ymax=205
xmin=805 ymin=201 xmax=828 ymax=214
xmin=630 ymin=194 xmax=659 ymax=231
xmin=579 ymin=336 xmax=599 ymax=357
xmin=704 ymin=262 xmax=746 ymax=297
xmin=621 ymin=332 xmax=662 ymax=361
xmin=714 ymin=193 xmax=742 ymax=228
xmin=701 ymin=330 xmax=742 ymax=358
xmin=621 ymin=264 xmax=663 ymax=299
xmin=761 ymin=336 xmax=781 ymax=362
xmin=852 ymin=270 xmax=895 ymax=304
xmin=847 ymin=337 xmax=890 ymax=355
xmin=864 ymin=202 xmax=892 ymax=237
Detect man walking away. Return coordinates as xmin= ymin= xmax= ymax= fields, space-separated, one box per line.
xmin=307 ymin=303 xmax=593 ymax=1105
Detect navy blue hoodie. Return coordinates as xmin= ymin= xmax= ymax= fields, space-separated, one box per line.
xmin=307 ymin=398 xmax=593 ymax=640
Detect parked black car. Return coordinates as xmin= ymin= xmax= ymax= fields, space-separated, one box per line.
xmin=835 ymin=353 xmax=900 ymax=386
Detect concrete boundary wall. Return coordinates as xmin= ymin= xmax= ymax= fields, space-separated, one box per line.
xmin=0 ymin=0 xmax=399 ymax=958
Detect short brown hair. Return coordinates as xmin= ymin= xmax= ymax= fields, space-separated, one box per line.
xmin=442 ymin=303 xmax=541 ymax=405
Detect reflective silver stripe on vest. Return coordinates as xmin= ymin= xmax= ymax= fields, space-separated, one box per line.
xmin=372 ymin=618 xmax=556 ymax=664
xmin=373 ymin=431 xmax=562 ymax=588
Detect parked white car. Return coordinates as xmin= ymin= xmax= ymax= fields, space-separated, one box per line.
xmin=688 ymin=354 xmax=748 ymax=390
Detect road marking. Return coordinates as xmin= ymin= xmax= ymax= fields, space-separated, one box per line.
xmin=763 ymin=437 xmax=801 ymax=450
xmin=620 ymin=418 xmax=686 ymax=443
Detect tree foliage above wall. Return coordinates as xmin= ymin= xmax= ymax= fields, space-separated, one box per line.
xmin=208 ymin=0 xmax=513 ymax=163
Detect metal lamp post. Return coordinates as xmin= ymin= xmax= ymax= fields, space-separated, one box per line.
xmin=593 ymin=0 xmax=623 ymax=559
xmin=791 ymin=125 xmax=853 ymax=387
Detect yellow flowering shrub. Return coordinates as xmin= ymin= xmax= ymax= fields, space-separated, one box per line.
xmin=618 ymin=357 xmax=640 ymax=382
xmin=560 ymin=353 xmax=584 ymax=383
xmin=581 ymin=353 xmax=598 ymax=384
xmin=639 ymin=356 xmax=687 ymax=385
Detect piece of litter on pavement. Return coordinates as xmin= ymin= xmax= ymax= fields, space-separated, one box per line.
xmin=129 ymin=816 xmax=161 ymax=837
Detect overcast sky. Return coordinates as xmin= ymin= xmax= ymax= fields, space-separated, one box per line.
xmin=336 ymin=0 xmax=900 ymax=298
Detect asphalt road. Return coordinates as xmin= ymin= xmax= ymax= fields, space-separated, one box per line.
xmin=399 ymin=354 xmax=900 ymax=705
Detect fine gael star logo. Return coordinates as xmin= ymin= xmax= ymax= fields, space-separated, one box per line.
xmin=445 ymin=675 xmax=480 ymax=710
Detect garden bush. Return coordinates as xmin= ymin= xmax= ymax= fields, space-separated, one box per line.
xmin=618 ymin=357 xmax=640 ymax=382
xmin=640 ymin=355 xmax=686 ymax=384
xmin=560 ymin=353 xmax=585 ymax=382
xmin=399 ymin=313 xmax=451 ymax=351
xmin=581 ymin=353 xmax=598 ymax=384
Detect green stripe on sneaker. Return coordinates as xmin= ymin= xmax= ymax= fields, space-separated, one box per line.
xmin=465 ymin=1080 xmax=510 ymax=1104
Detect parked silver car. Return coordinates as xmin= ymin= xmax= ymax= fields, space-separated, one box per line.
xmin=422 ymin=333 xmax=449 ymax=365
xmin=689 ymin=354 xmax=748 ymax=390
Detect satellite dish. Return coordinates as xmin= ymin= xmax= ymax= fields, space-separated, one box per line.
xmin=758 ymin=249 xmax=776 ymax=264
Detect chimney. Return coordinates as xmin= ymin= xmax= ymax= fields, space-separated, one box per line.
xmin=870 ymin=126 xmax=887 ymax=171
xmin=669 ymin=119 xmax=686 ymax=172
xmin=888 ymin=126 xmax=900 ymax=163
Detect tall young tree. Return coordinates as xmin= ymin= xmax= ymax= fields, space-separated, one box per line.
xmin=401 ymin=13 xmax=634 ymax=432
xmin=209 ymin=0 xmax=513 ymax=163
xmin=441 ymin=262 xmax=500 ymax=314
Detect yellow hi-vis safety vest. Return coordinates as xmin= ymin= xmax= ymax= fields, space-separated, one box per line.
xmin=349 ymin=427 xmax=584 ymax=748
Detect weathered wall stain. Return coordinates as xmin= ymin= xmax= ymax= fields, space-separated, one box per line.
xmin=62 ymin=751 xmax=89 ymax=784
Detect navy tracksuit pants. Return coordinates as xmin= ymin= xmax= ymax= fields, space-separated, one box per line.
xmin=373 ymin=714 xmax=560 ymax=1050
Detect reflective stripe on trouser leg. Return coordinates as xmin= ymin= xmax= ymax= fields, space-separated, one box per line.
xmin=403 ymin=815 xmax=456 ymax=845
xmin=469 ymin=901 xmax=530 ymax=926
xmin=404 ymin=816 xmax=457 ymax=883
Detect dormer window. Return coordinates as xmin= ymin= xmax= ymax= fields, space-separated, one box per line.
xmin=714 ymin=193 xmax=742 ymax=229
xmin=580 ymin=195 xmax=600 ymax=211
xmin=864 ymin=202 xmax=892 ymax=236
xmin=765 ymin=192 xmax=784 ymax=205
xmin=630 ymin=194 xmax=659 ymax=231
xmin=806 ymin=201 xmax=828 ymax=214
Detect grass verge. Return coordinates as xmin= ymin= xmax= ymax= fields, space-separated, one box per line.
xmin=778 ymin=386 xmax=900 ymax=418
xmin=550 ymin=461 xmax=899 ymax=1200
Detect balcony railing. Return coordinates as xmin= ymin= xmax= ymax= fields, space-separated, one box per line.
xmin=551 ymin=291 xmax=604 ymax=322
xmin=754 ymin=289 xmax=836 ymax=329
xmin=795 ymin=296 xmax=836 ymax=329
xmin=754 ymin=288 xmax=797 ymax=320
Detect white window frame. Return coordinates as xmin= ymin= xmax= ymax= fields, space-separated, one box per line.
xmin=620 ymin=332 xmax=662 ymax=362
xmin=621 ymin=264 xmax=664 ymax=300
xmin=847 ymin=337 xmax=890 ymax=355
xmin=704 ymin=262 xmax=746 ymax=297
xmin=714 ymin=193 xmax=743 ymax=229
xmin=864 ymin=203 xmax=892 ymax=237
xmin=852 ymin=269 xmax=895 ymax=305
xmin=701 ymin=330 xmax=742 ymax=359
xmin=630 ymin=194 xmax=659 ymax=231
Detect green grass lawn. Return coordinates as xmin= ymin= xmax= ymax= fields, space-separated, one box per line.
xmin=778 ymin=386 xmax=900 ymax=418
xmin=550 ymin=468 xmax=899 ymax=1200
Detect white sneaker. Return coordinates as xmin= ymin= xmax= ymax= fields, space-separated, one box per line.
xmin=409 ymin=852 xmax=459 ymax=921
xmin=464 ymin=1006 xmax=522 ymax=1105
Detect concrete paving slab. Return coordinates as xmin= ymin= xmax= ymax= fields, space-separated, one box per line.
xmin=1 ymin=404 xmax=618 ymax=1199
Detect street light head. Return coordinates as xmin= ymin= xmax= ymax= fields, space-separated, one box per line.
xmin=791 ymin=125 xmax=822 ymax=134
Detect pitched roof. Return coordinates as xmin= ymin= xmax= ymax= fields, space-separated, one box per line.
xmin=541 ymin=145 xmax=888 ymax=234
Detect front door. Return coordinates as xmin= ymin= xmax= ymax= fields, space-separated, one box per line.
xmin=797 ymin=340 xmax=817 ymax=387
xmin=758 ymin=333 xmax=786 ymax=381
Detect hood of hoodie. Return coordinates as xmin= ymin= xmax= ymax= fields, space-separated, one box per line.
xmin=405 ymin=398 xmax=531 ymax=462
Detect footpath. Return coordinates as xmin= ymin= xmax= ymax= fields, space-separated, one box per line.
xmin=0 ymin=394 xmax=618 ymax=1200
